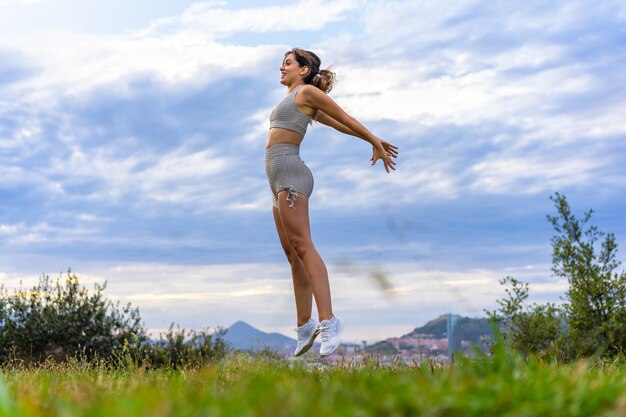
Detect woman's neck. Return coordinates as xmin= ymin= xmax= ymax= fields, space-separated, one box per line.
xmin=287 ymin=81 xmax=305 ymax=94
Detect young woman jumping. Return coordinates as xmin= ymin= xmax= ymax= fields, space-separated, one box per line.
xmin=265 ymin=48 xmax=398 ymax=357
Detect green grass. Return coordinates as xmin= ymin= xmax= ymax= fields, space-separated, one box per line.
xmin=2 ymin=347 xmax=626 ymax=417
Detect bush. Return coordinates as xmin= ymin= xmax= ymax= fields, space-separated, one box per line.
xmin=0 ymin=273 xmax=228 ymax=368
xmin=487 ymin=193 xmax=626 ymax=361
xmin=139 ymin=324 xmax=228 ymax=369
xmin=549 ymin=193 xmax=626 ymax=358
xmin=0 ymin=273 xmax=146 ymax=364
xmin=486 ymin=276 xmax=564 ymax=358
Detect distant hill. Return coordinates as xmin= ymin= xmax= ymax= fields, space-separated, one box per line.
xmin=223 ymin=321 xmax=297 ymax=355
xmin=404 ymin=314 xmax=492 ymax=344
xmin=364 ymin=340 xmax=398 ymax=355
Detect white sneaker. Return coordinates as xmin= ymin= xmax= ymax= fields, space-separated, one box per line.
xmin=319 ymin=315 xmax=344 ymax=357
xmin=293 ymin=318 xmax=320 ymax=356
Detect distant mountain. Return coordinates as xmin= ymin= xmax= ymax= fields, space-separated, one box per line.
xmin=404 ymin=314 xmax=492 ymax=344
xmin=223 ymin=321 xmax=297 ymax=355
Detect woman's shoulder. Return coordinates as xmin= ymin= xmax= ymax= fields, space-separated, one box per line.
xmin=298 ymin=84 xmax=327 ymax=99
xmin=299 ymin=83 xmax=318 ymax=93
xmin=294 ymin=84 xmax=330 ymax=111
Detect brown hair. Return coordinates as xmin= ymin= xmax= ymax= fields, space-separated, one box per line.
xmin=285 ymin=47 xmax=335 ymax=94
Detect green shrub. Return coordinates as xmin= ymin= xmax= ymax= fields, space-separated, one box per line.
xmin=139 ymin=324 xmax=228 ymax=369
xmin=488 ymin=193 xmax=626 ymax=361
xmin=549 ymin=193 xmax=626 ymax=358
xmin=486 ymin=276 xmax=564 ymax=358
xmin=0 ymin=273 xmax=228 ymax=368
xmin=0 ymin=273 xmax=146 ymax=364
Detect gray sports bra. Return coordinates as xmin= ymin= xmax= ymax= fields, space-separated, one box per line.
xmin=269 ymin=84 xmax=312 ymax=137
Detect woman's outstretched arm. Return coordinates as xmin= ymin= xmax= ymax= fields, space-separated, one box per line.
xmin=302 ymin=86 xmax=398 ymax=172
xmin=315 ymin=110 xmax=359 ymax=137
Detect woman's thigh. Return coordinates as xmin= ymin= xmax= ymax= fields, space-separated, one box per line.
xmin=272 ymin=207 xmax=296 ymax=256
xmin=277 ymin=191 xmax=312 ymax=247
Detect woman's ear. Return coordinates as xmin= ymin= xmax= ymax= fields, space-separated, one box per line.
xmin=300 ymin=66 xmax=311 ymax=76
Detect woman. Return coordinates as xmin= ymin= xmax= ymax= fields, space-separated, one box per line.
xmin=265 ymin=48 xmax=398 ymax=357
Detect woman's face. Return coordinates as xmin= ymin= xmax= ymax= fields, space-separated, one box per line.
xmin=280 ymin=53 xmax=307 ymax=86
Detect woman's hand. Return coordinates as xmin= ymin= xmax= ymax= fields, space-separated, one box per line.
xmin=371 ymin=138 xmax=398 ymax=173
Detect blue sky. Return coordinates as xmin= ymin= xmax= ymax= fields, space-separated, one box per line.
xmin=1 ymin=0 xmax=625 ymax=343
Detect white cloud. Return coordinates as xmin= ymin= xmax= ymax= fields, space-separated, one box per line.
xmin=313 ymin=162 xmax=459 ymax=209
xmin=0 ymin=221 xmax=101 ymax=245
xmin=360 ymin=0 xmax=478 ymax=48
xmin=0 ymin=224 xmax=21 ymax=234
xmin=134 ymin=148 xmax=230 ymax=203
xmin=0 ymin=0 xmax=45 ymax=5
xmin=331 ymin=47 xmax=600 ymax=134
xmin=143 ymin=0 xmax=360 ymax=38
xmin=469 ymin=154 xmax=604 ymax=195
xmin=320 ymin=1 xmax=624 ymax=139
xmin=1 ymin=0 xmax=359 ymax=101
xmin=335 ymin=68 xmax=503 ymax=124
xmin=6 ymin=36 xmax=280 ymax=103
xmin=34 ymin=141 xmax=259 ymax=210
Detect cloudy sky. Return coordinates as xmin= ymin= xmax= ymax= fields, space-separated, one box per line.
xmin=1 ymin=0 xmax=625 ymax=343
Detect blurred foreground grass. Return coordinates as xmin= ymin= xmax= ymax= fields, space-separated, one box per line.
xmin=2 ymin=345 xmax=626 ymax=417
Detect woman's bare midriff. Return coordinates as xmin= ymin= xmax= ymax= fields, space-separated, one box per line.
xmin=266 ymin=128 xmax=304 ymax=149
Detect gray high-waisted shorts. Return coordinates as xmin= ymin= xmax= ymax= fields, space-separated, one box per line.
xmin=265 ymin=144 xmax=314 ymax=209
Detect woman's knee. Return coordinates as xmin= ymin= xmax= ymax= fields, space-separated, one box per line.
xmin=282 ymin=246 xmax=301 ymax=264
xmin=287 ymin=234 xmax=311 ymax=258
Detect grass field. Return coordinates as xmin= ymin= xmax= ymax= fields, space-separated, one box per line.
xmin=2 ymin=345 xmax=626 ymax=417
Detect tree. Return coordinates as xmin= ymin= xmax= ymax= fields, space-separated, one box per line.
xmin=488 ymin=193 xmax=626 ymax=360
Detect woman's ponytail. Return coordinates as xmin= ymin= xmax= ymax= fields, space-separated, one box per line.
xmin=310 ymin=67 xmax=335 ymax=94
